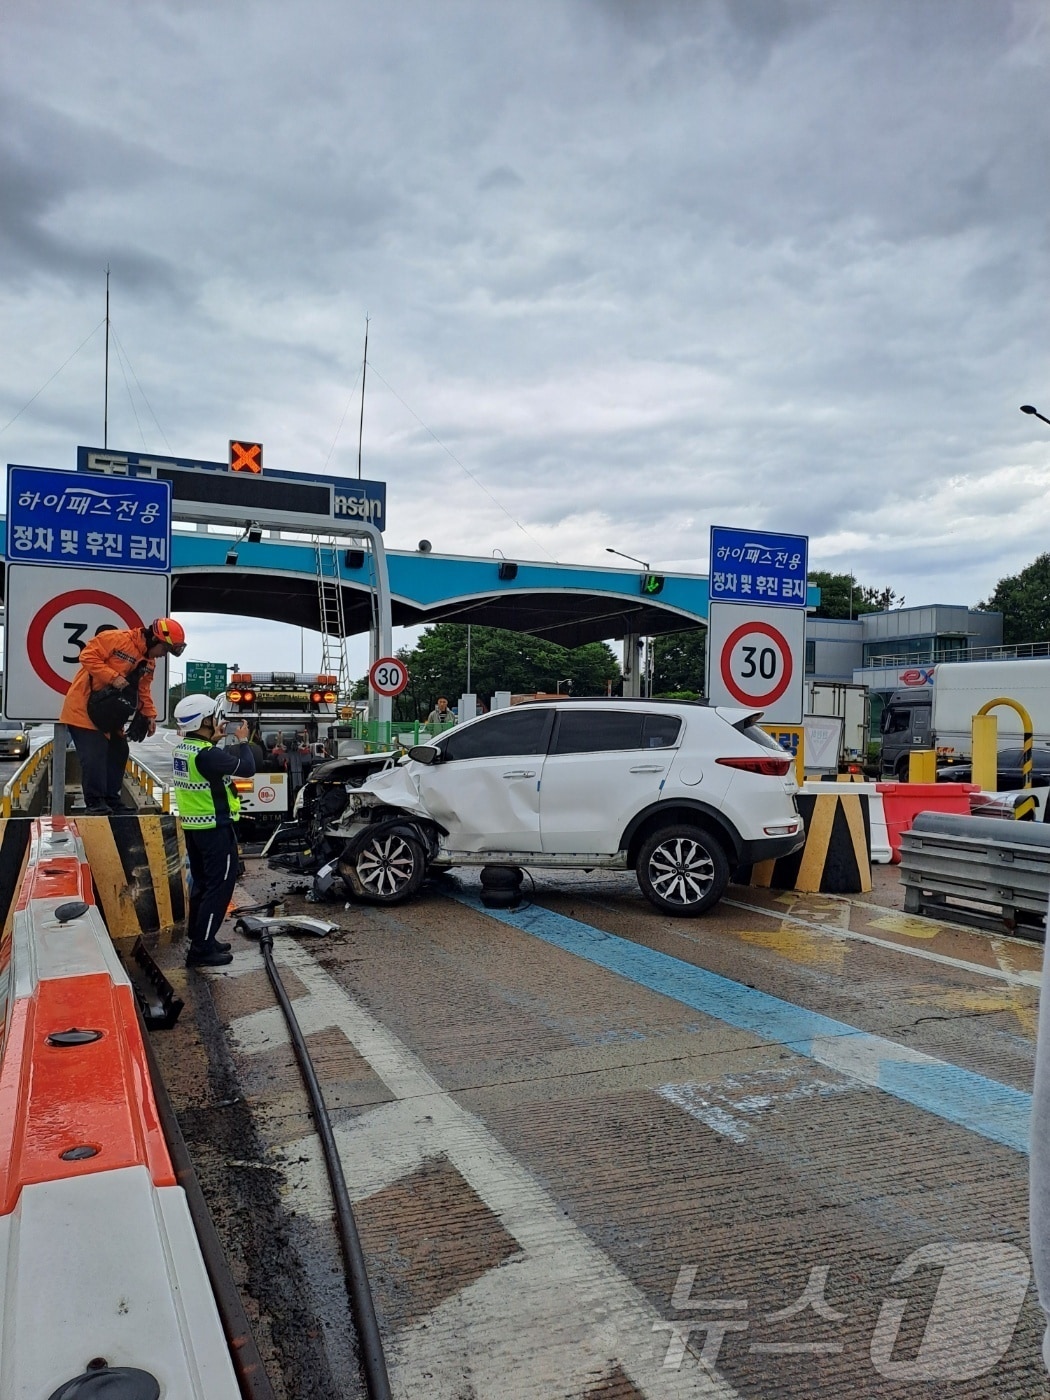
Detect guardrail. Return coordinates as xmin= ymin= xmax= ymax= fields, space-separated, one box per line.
xmin=898 ymin=811 xmax=1050 ymax=936
xmin=2 ymin=744 xmax=171 ymax=816
xmin=1 ymin=742 xmax=52 ymax=817
xmin=125 ymin=755 xmax=172 ymax=811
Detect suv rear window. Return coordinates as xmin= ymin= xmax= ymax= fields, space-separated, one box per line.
xmin=736 ymin=722 xmax=790 ymax=753
xmin=552 ymin=710 xmax=681 ymax=755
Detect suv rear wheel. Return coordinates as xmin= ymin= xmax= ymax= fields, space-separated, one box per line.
xmin=635 ymin=824 xmax=729 ymax=916
xmin=340 ymin=830 xmax=426 ymax=904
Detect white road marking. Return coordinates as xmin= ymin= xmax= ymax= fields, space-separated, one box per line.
xmin=658 ymin=1069 xmax=851 ymax=1145
xmin=226 ymin=939 xmax=746 ymax=1399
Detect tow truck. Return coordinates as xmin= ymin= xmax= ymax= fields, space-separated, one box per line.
xmin=219 ymin=671 xmax=344 ymax=834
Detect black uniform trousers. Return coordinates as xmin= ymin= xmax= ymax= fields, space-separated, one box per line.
xmin=185 ymin=823 xmax=240 ymax=954
xmin=69 ymin=724 xmax=130 ymax=811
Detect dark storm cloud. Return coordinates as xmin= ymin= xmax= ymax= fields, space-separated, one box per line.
xmin=0 ymin=93 xmax=178 ymax=293
xmin=0 ymin=0 xmax=1047 ymax=648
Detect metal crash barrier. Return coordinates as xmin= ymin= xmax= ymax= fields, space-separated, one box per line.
xmin=899 ymin=811 xmax=1050 ymax=936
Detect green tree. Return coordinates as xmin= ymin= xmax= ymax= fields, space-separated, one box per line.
xmin=651 ymin=630 xmax=706 ymax=697
xmin=979 ymin=553 xmax=1050 ymax=645
xmin=808 ymin=571 xmax=903 ymax=619
xmin=355 ymin=625 xmax=621 ymax=720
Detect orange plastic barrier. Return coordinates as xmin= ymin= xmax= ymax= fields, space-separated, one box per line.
xmin=0 ymin=818 xmax=174 ymax=1212
xmin=876 ymin=781 xmax=980 ymax=864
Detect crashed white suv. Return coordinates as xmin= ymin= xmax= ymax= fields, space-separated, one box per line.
xmin=305 ymin=699 xmax=804 ymax=917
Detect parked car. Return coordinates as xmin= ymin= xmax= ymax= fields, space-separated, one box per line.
xmin=0 ymin=723 xmax=30 ymax=761
xmin=268 ymin=699 xmax=805 ymax=917
xmin=938 ymin=744 xmax=1050 ymax=790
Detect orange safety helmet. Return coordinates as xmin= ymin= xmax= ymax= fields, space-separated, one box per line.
xmin=150 ymin=617 xmax=187 ymax=654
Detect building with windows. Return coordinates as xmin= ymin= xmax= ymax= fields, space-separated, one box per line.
xmin=806 ymin=604 xmax=1004 ymax=736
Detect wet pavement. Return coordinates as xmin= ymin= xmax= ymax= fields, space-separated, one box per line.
xmin=147 ymin=856 xmax=1049 ymax=1399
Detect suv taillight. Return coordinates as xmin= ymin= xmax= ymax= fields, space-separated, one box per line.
xmin=717 ymin=755 xmax=792 ymax=777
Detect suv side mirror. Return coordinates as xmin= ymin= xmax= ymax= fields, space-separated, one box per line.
xmin=408 ymin=745 xmax=440 ymax=765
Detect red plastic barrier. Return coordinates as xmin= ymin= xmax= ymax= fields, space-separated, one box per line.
xmin=875 ymin=781 xmax=981 ymax=864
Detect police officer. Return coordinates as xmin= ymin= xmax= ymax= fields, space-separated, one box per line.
xmin=172 ymin=693 xmax=256 ymax=968
xmin=60 ymin=616 xmax=187 ymax=815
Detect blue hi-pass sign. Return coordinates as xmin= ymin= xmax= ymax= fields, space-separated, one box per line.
xmin=6 ymin=464 xmax=172 ymax=572
xmin=709 ymin=526 xmax=808 ymax=608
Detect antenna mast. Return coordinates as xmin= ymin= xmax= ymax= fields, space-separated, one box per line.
xmin=357 ymin=316 xmax=369 ymax=480
xmin=103 ymin=265 xmax=110 ymax=449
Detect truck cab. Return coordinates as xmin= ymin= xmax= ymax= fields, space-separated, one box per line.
xmin=879 ymin=689 xmax=932 ymax=779
xmin=222 ymin=672 xmax=342 ymax=832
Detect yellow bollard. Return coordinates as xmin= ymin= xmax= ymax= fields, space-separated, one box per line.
xmin=971 ymin=713 xmax=998 ymax=792
xmin=907 ymin=750 xmax=937 ymax=783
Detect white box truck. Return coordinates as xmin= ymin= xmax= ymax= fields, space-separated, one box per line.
xmin=879 ymin=658 xmax=1050 ymax=780
xmin=803 ymin=681 xmax=869 ymax=774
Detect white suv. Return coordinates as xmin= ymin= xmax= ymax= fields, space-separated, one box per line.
xmin=293 ymin=699 xmax=804 ymax=917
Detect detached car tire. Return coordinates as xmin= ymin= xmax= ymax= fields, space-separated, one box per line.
xmin=635 ymin=824 xmax=729 ymax=916
xmin=340 ymin=830 xmax=426 ymax=904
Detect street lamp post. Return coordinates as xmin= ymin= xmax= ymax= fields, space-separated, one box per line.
xmin=1021 ymin=405 xmax=1050 ymax=427
xmin=605 ymin=547 xmax=650 ymax=571
xmin=606 ymin=546 xmax=653 ymax=698
xmin=556 ymin=678 xmax=571 ymax=694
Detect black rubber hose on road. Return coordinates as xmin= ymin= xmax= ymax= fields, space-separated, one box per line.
xmin=137 ymin=1006 xmax=279 ymax=1400
xmin=258 ymin=929 xmax=393 ymax=1400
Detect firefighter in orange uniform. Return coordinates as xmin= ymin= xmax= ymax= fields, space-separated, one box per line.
xmin=60 ymin=616 xmax=187 ymax=814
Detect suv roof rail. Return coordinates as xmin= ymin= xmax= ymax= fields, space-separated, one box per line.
xmin=515 ymin=695 xmax=711 ymax=707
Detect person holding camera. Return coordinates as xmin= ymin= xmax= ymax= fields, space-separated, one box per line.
xmin=59 ymin=616 xmax=187 ymax=815
xmin=172 ymin=693 xmax=257 ymax=968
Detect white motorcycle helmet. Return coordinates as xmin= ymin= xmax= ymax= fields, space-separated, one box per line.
xmin=174 ymin=693 xmax=222 ymax=732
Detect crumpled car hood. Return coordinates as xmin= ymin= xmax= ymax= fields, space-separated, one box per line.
xmin=351 ymin=761 xmax=430 ymax=817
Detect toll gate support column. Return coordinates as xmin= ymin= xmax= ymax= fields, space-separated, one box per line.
xmin=622 ymin=633 xmax=643 ymax=698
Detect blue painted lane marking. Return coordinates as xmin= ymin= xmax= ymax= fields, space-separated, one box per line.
xmin=454 ymin=892 xmax=1032 ymax=1154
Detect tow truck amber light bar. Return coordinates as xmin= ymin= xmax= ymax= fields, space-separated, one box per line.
xmin=716 ymin=755 xmax=793 ymax=778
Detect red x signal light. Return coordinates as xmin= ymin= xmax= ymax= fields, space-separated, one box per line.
xmin=229 ymin=440 xmax=263 ymax=473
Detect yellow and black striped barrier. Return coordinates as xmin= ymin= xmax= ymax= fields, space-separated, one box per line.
xmin=73 ymin=813 xmax=186 ymax=942
xmin=739 ymin=790 xmax=872 ymax=895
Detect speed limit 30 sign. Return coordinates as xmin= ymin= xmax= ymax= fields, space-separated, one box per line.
xmin=706 ymin=602 xmax=805 ymax=723
xmin=3 ymin=563 xmax=171 ymax=720
xmin=369 ymin=655 xmax=410 ymax=698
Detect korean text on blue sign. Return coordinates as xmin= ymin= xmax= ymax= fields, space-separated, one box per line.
xmin=708 ymin=526 xmax=809 ymax=607
xmin=6 ymin=465 xmax=172 ymax=572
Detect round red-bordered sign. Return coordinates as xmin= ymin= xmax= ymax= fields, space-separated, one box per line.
xmin=369 ymin=656 xmax=410 ymax=697
xmin=27 ymin=589 xmax=145 ymax=695
xmin=257 ymin=786 xmax=277 ymax=804
xmin=719 ymin=620 xmax=794 ymax=708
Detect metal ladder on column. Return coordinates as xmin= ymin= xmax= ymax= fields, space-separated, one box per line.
xmin=313 ymin=536 xmax=352 ymax=697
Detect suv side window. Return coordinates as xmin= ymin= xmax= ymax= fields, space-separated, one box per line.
xmin=642 ymin=714 xmax=681 ymax=748
xmin=439 ymin=708 xmax=552 ymax=761
xmin=552 ymin=710 xmax=682 ymax=755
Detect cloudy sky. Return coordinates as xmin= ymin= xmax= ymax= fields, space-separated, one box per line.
xmin=2 ymin=0 xmax=1049 ymax=682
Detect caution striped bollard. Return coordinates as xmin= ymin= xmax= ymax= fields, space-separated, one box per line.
xmin=744 ymin=791 xmax=872 ymax=894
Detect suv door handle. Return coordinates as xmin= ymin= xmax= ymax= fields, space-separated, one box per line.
xmin=629 ymin=764 xmax=666 ymax=773
xmin=503 ymin=769 xmax=536 ymax=779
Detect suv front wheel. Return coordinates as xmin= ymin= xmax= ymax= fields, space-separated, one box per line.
xmin=635 ymin=824 xmax=729 ymax=916
xmin=340 ymin=829 xmax=426 ymax=904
